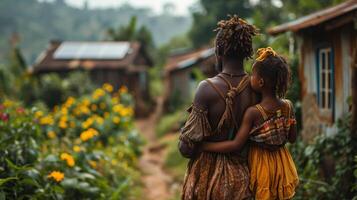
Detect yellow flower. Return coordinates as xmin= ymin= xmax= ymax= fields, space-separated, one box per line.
xmin=119 ymin=86 xmax=128 ymax=94
xmin=91 ymin=104 xmax=97 ymax=111
xmin=102 ymin=83 xmax=113 ymax=93
xmin=73 ymin=145 xmax=81 ymax=152
xmin=80 ymin=128 xmax=99 ymax=142
xmin=48 ymin=171 xmax=64 ymax=182
xmin=60 ymin=107 xmax=68 ymax=115
xmin=3 ymin=100 xmax=14 ymax=107
xmin=40 ymin=115 xmax=54 ymax=125
xmin=60 ymin=153 xmax=75 ymax=167
xmin=88 ymin=160 xmax=97 ymax=168
xmin=111 ymin=97 xmax=119 ymax=104
xmin=80 ymin=106 xmax=90 ymax=115
xmin=119 ymin=107 xmax=133 ymax=117
xmin=111 ymin=159 xmax=118 ymax=165
xmin=64 ymin=96 xmax=75 ymax=107
xmin=59 ymin=120 xmax=68 ymax=129
xmin=35 ymin=111 xmax=43 ymax=118
xmin=92 ymin=88 xmax=105 ymax=100
xmin=47 ymin=131 xmax=56 ymax=139
xmin=95 ymin=116 xmax=104 ymax=125
xmin=82 ymin=98 xmax=90 ymax=106
xmin=81 ymin=117 xmax=94 ymax=129
xmin=112 ymin=116 xmax=121 ymax=124
xmin=113 ymin=104 xmax=124 ymax=113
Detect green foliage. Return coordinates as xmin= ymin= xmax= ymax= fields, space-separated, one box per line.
xmin=189 ymin=0 xmax=253 ymax=47
xmin=107 ymin=16 xmax=138 ymax=42
xmin=283 ymin=0 xmax=346 ymax=17
xmin=163 ymin=135 xmax=188 ymax=182
xmin=288 ymin=114 xmax=356 ymax=199
xmin=0 ymin=101 xmax=47 ymax=199
xmin=156 ymin=110 xmax=187 ymax=138
xmin=353 ymin=156 xmax=357 ymax=200
xmin=35 ymin=72 xmax=96 ymax=108
xmin=286 ymin=54 xmax=302 ymax=131
xmin=0 ymin=85 xmax=144 ymax=199
xmin=148 ymin=66 xmax=164 ymax=98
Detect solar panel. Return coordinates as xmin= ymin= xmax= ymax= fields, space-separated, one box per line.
xmin=53 ymin=42 xmax=131 ymax=60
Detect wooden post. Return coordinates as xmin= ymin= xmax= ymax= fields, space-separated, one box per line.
xmin=351 ymin=47 xmax=357 ymax=138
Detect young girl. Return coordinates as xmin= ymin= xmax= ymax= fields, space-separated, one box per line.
xmin=201 ymin=47 xmax=299 ymax=200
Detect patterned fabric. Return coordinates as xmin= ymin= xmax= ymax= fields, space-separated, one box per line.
xmin=249 ymin=100 xmax=296 ymax=146
xmin=180 ymin=104 xmax=252 ymax=200
xmin=248 ymin=100 xmax=299 ymax=200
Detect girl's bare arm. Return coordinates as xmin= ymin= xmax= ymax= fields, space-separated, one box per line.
xmin=201 ymin=107 xmax=255 ymax=153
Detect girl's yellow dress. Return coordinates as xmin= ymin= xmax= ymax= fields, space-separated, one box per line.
xmin=248 ymin=100 xmax=299 ymax=200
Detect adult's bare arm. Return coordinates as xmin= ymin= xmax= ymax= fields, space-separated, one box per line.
xmin=178 ymin=80 xmax=211 ymax=158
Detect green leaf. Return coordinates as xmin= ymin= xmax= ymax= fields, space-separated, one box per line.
xmin=5 ymin=159 xmax=30 ymax=171
xmin=0 ymin=177 xmax=18 ymax=186
xmin=43 ymin=155 xmax=58 ymax=163
xmin=52 ymin=185 xmax=64 ymax=194
xmin=60 ymin=178 xmax=78 ymax=188
xmin=0 ymin=191 xmax=5 ymax=200
xmin=77 ymin=173 xmax=95 ymax=180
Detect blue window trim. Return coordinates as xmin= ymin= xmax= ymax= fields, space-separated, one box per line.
xmin=315 ymin=46 xmax=335 ymax=120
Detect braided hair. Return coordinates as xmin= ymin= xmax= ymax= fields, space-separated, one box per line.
xmin=254 ymin=47 xmax=291 ymax=98
xmin=215 ymin=15 xmax=259 ymax=60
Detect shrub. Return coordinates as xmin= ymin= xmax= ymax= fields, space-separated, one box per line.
xmin=289 ymin=114 xmax=356 ymax=199
xmin=0 ymin=83 xmax=144 ymax=199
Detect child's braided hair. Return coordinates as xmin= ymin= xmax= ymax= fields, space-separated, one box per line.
xmin=215 ymin=15 xmax=259 ymax=59
xmin=254 ymin=47 xmax=291 ymax=98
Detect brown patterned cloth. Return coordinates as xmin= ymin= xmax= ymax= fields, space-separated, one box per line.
xmin=180 ymin=105 xmax=252 ymax=200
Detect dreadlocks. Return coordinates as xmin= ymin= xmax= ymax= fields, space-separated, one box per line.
xmin=215 ymin=15 xmax=259 ymax=60
xmin=254 ymin=47 xmax=291 ymax=98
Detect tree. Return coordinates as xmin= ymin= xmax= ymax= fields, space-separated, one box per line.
xmin=189 ymin=0 xmax=253 ymax=47
xmin=107 ymin=16 xmax=138 ymax=41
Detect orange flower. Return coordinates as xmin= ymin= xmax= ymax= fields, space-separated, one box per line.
xmin=48 ymin=171 xmax=64 ymax=182
xmin=60 ymin=153 xmax=75 ymax=167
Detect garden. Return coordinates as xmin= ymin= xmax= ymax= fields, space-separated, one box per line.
xmin=0 ymin=83 xmax=144 ymax=199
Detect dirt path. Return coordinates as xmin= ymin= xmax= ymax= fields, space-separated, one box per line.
xmin=135 ymin=97 xmax=174 ymax=200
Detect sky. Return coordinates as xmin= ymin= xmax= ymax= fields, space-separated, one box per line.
xmin=64 ymin=0 xmax=198 ymax=15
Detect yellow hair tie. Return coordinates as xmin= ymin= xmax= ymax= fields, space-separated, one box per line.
xmin=256 ymin=47 xmax=277 ymax=61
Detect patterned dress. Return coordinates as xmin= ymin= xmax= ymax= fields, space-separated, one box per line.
xmin=179 ymin=75 xmax=252 ymax=200
xmin=248 ymin=100 xmax=299 ymax=200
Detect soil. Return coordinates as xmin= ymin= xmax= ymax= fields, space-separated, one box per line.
xmin=135 ymin=97 xmax=176 ymax=200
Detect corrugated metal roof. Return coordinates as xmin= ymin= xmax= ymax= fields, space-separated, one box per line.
xmin=268 ymin=0 xmax=357 ymax=35
xmin=165 ymin=47 xmax=215 ymax=72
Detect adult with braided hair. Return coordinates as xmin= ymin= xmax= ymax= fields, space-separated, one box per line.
xmin=178 ymin=15 xmax=259 ymax=200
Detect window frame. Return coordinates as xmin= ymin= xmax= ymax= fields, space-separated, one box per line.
xmin=316 ymin=46 xmax=335 ymax=120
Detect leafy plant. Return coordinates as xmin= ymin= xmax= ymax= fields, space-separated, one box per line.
xmin=289 ymin=114 xmax=356 ymax=199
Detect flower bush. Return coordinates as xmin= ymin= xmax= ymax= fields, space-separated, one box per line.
xmin=0 ymin=83 xmax=144 ymax=199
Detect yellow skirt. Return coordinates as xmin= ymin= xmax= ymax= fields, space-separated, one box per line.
xmin=248 ymin=145 xmax=299 ymax=200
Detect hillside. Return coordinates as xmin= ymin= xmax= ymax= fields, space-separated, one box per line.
xmin=0 ymin=0 xmax=192 ymax=64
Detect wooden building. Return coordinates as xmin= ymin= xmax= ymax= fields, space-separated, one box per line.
xmin=163 ymin=47 xmax=216 ymax=110
xmin=32 ymin=40 xmax=153 ymax=117
xmin=268 ymin=0 xmax=357 ymax=141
